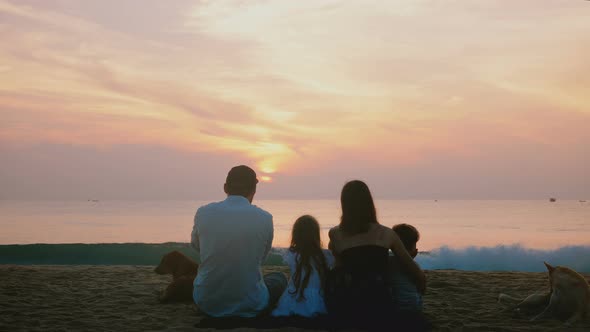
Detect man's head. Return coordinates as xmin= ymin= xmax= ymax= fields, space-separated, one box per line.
xmin=224 ymin=165 xmax=259 ymax=202
xmin=393 ymin=223 xmax=420 ymax=258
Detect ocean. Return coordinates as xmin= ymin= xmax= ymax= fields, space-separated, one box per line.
xmin=1 ymin=199 xmax=589 ymax=271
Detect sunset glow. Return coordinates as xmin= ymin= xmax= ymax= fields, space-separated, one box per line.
xmin=259 ymin=176 xmax=273 ymax=183
xmin=1 ymin=0 xmax=589 ymax=200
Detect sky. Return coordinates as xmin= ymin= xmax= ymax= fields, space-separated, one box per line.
xmin=1 ymin=0 xmax=589 ymax=200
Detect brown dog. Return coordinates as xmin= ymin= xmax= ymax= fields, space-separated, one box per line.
xmin=499 ymin=262 xmax=590 ymax=326
xmin=154 ymin=251 xmax=199 ymax=303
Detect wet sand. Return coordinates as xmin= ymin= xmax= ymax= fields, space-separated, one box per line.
xmin=1 ymin=265 xmax=589 ymax=331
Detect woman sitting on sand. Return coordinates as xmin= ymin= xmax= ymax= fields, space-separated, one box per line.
xmin=326 ymin=180 xmax=427 ymax=329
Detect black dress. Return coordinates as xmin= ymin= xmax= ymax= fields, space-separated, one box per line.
xmin=325 ymin=245 xmax=431 ymax=331
xmin=325 ymin=245 xmax=394 ymax=326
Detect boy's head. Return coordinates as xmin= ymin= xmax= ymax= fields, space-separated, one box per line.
xmin=393 ymin=223 xmax=420 ymax=258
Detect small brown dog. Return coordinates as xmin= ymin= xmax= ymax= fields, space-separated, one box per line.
xmin=499 ymin=262 xmax=590 ymax=326
xmin=154 ymin=250 xmax=199 ymax=303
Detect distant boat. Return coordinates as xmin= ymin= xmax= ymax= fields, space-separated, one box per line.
xmin=549 ymin=198 xmax=556 ymax=202
xmin=580 ymin=200 xmax=587 ymax=203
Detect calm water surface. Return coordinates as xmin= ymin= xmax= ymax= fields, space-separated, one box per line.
xmin=1 ymin=200 xmax=589 ymax=250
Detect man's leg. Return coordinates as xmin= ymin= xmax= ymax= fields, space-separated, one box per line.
xmin=263 ymin=272 xmax=288 ymax=310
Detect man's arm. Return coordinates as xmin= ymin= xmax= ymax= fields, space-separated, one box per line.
xmin=262 ymin=215 xmax=274 ymax=261
xmin=190 ymin=209 xmax=201 ymax=253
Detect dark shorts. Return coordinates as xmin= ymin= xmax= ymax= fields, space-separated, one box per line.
xmin=263 ymin=272 xmax=288 ymax=311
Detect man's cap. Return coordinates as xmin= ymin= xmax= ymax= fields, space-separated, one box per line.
xmin=225 ymin=165 xmax=259 ymax=188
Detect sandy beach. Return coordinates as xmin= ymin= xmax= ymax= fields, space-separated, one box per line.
xmin=1 ymin=265 xmax=589 ymax=332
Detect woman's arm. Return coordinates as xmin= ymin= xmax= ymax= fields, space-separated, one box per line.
xmin=328 ymin=227 xmax=340 ymax=267
xmin=389 ymin=230 xmax=426 ymax=294
xmin=328 ymin=228 xmax=336 ymax=254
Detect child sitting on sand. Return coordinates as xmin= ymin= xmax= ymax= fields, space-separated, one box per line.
xmin=271 ymin=215 xmax=334 ymax=318
xmin=389 ymin=223 xmax=423 ymax=312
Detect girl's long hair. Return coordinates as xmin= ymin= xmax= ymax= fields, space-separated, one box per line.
xmin=339 ymin=180 xmax=378 ymax=235
xmin=289 ymin=215 xmax=329 ymax=301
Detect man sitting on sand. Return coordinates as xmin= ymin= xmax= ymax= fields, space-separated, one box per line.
xmin=190 ymin=165 xmax=287 ymax=317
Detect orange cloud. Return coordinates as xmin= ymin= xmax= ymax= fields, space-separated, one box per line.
xmin=1 ymin=0 xmax=589 ymax=188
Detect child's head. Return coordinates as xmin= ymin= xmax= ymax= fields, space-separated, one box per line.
xmin=393 ymin=223 xmax=420 ymax=258
xmin=290 ymin=215 xmax=322 ymax=253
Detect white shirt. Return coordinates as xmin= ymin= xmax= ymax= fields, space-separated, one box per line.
xmin=191 ymin=195 xmax=273 ymax=317
xmin=271 ymin=249 xmax=335 ymax=318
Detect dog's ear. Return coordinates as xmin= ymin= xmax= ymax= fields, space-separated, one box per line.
xmin=154 ymin=255 xmax=169 ymax=274
xmin=544 ymin=261 xmax=555 ymax=273
xmin=155 ymin=252 xmax=177 ymax=274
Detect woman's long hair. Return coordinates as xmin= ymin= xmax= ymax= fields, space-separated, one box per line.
xmin=339 ymin=180 xmax=378 ymax=235
xmin=289 ymin=215 xmax=329 ymax=301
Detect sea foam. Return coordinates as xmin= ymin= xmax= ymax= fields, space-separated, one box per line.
xmin=1 ymin=243 xmax=589 ymax=272
xmin=415 ymin=244 xmax=590 ymax=272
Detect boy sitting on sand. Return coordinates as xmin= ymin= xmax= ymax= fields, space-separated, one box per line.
xmin=389 ymin=223 xmax=423 ymax=312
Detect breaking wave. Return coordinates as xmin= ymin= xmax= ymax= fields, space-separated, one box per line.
xmin=416 ymin=244 xmax=590 ymax=272
xmin=1 ymin=243 xmax=589 ymax=272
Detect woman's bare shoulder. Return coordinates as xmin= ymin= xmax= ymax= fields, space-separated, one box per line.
xmin=374 ymin=223 xmax=392 ymax=231
xmin=372 ymin=224 xmax=395 ymax=243
xmin=371 ymin=223 xmax=393 ymax=235
xmin=328 ymin=226 xmax=340 ymax=253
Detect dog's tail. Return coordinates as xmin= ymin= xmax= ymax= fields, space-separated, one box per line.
xmin=497 ymin=293 xmax=521 ymax=304
xmin=497 ymin=293 xmax=527 ymax=314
